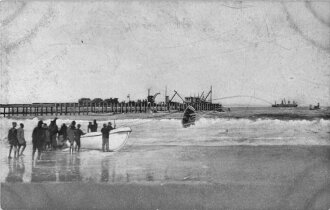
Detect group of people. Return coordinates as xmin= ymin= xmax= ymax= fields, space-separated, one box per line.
xmin=8 ymin=122 xmax=26 ymax=158
xmin=8 ymin=118 xmax=116 ymax=160
xmin=30 ymin=119 xmax=87 ymax=160
xmin=87 ymin=120 xmax=98 ymax=132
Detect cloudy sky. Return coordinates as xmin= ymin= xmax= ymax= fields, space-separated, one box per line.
xmin=1 ymin=1 xmax=329 ymax=106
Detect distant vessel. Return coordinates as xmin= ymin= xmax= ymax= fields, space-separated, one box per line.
xmin=309 ymin=103 xmax=320 ymax=110
xmin=272 ymin=99 xmax=298 ymax=107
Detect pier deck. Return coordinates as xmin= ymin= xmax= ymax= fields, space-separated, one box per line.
xmin=0 ymin=102 xmax=221 ymax=117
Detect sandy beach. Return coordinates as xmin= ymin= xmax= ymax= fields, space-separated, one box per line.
xmin=1 ymin=145 xmax=329 ymax=209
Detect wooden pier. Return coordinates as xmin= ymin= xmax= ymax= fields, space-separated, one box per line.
xmin=0 ymin=102 xmax=221 ymax=117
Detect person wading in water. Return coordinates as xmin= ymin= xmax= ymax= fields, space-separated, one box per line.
xmin=67 ymin=121 xmax=77 ymax=153
xmin=43 ymin=123 xmax=51 ymax=150
xmin=8 ymin=122 xmax=18 ymax=159
xmin=87 ymin=122 xmax=93 ymax=133
xmin=101 ymin=124 xmax=110 ymax=152
xmin=49 ymin=118 xmax=58 ymax=150
xmin=107 ymin=122 xmax=116 ymax=152
xmin=32 ymin=121 xmax=45 ymax=160
xmin=75 ymin=124 xmax=85 ymax=152
xmin=17 ymin=123 xmax=26 ymax=156
xmin=92 ymin=119 xmax=98 ymax=132
xmin=58 ymin=123 xmax=67 ymax=147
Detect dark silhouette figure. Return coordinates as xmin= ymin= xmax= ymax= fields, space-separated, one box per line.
xmin=58 ymin=123 xmax=67 ymax=147
xmin=49 ymin=118 xmax=59 ymax=150
xmin=32 ymin=121 xmax=45 ymax=160
xmin=101 ymin=124 xmax=110 ymax=152
xmin=87 ymin=122 xmax=93 ymax=133
xmin=67 ymin=121 xmax=77 ymax=153
xmin=107 ymin=122 xmax=115 ymax=130
xmin=17 ymin=123 xmax=26 ymax=156
xmin=8 ymin=122 xmax=18 ymax=158
xmin=43 ymin=123 xmax=51 ymax=150
xmin=92 ymin=119 xmax=98 ymax=132
xmin=75 ymin=124 xmax=85 ymax=152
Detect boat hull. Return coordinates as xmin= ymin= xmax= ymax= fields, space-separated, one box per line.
xmin=80 ymin=127 xmax=132 ymax=151
xmin=182 ymin=105 xmax=196 ymax=128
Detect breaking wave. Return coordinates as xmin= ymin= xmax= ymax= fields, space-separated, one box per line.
xmin=1 ymin=117 xmax=329 ymax=146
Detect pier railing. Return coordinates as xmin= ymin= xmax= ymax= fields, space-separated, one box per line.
xmin=0 ymin=103 xmax=221 ymax=117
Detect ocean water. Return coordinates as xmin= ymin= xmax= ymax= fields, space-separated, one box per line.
xmin=1 ymin=116 xmax=330 ymax=146
xmin=0 ymin=116 xmax=329 ymax=183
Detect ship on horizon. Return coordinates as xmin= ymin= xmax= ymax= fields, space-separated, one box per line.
xmin=272 ymin=99 xmax=298 ymax=108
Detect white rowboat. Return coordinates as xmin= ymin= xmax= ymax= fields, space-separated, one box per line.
xmin=80 ymin=127 xmax=132 ymax=151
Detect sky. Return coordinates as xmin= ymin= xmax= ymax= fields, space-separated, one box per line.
xmin=1 ymin=0 xmax=330 ymax=106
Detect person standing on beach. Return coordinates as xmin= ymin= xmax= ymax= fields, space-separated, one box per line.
xmin=17 ymin=123 xmax=26 ymax=156
xmin=92 ymin=119 xmax=98 ymax=132
xmin=49 ymin=118 xmax=58 ymax=150
xmin=87 ymin=122 xmax=93 ymax=133
xmin=74 ymin=124 xmax=85 ymax=152
xmin=107 ymin=122 xmax=115 ymax=130
xmin=67 ymin=121 xmax=77 ymax=153
xmin=43 ymin=123 xmax=51 ymax=150
xmin=101 ymin=124 xmax=110 ymax=152
xmin=32 ymin=120 xmax=45 ymax=160
xmin=8 ymin=122 xmax=18 ymax=159
xmin=107 ymin=122 xmax=116 ymax=152
xmin=58 ymin=123 xmax=67 ymax=147
xmin=107 ymin=122 xmax=115 ymax=134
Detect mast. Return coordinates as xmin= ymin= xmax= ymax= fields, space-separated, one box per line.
xmin=174 ymin=90 xmax=186 ymax=103
xmin=165 ymin=86 xmax=167 ymax=102
xmin=210 ymin=85 xmax=212 ymax=103
xmin=204 ymin=86 xmax=212 ymax=102
xmin=200 ymin=91 xmax=205 ymax=101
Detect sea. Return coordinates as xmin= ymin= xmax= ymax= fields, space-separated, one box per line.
xmin=0 ymin=111 xmax=329 ymax=183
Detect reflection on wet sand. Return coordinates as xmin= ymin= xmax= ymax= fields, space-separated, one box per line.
xmin=30 ymin=151 xmax=82 ymax=182
xmin=31 ymin=152 xmax=57 ymax=182
xmin=58 ymin=154 xmax=81 ymax=182
xmin=6 ymin=157 xmax=25 ymax=183
xmin=100 ymin=158 xmax=110 ymax=182
xmin=101 ymin=156 xmax=118 ymax=183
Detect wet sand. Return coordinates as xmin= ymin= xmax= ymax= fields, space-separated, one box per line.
xmin=1 ymin=145 xmax=330 ymax=209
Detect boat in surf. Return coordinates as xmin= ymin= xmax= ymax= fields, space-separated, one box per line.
xmin=182 ymin=105 xmax=196 ymax=128
xmin=80 ymin=127 xmax=132 ymax=151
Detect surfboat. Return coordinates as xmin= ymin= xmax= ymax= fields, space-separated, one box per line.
xmin=182 ymin=105 xmax=196 ymax=128
xmin=80 ymin=127 xmax=132 ymax=151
